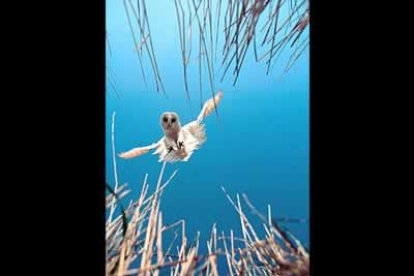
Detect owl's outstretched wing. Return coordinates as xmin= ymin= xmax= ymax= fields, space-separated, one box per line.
xmin=118 ymin=141 xmax=160 ymax=159
xmin=172 ymin=91 xmax=223 ymax=162
xmin=196 ymin=91 xmax=223 ymax=123
xmin=178 ymin=122 xmax=207 ymax=162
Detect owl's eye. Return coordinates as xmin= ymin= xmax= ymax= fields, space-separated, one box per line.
xmin=171 ymin=118 xmax=176 ymax=123
xmin=163 ymin=117 xmax=168 ymax=123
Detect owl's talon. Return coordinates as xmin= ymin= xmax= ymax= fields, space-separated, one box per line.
xmin=178 ymin=141 xmax=184 ymax=149
xmin=168 ymin=146 xmax=174 ymax=153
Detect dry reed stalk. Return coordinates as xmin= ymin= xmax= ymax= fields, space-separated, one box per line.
xmin=108 ymin=111 xmax=119 ymax=225
xmin=139 ymin=161 xmax=165 ymax=276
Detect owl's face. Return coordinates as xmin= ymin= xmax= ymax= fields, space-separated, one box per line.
xmin=160 ymin=112 xmax=181 ymax=131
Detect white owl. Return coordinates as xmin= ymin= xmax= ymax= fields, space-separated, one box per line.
xmin=118 ymin=91 xmax=223 ymax=163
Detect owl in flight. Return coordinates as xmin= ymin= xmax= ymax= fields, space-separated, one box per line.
xmin=118 ymin=91 xmax=223 ymax=163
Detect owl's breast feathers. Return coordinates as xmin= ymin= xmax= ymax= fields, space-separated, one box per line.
xmin=153 ymin=121 xmax=207 ymax=163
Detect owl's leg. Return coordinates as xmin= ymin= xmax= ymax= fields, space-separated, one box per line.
xmin=164 ymin=138 xmax=177 ymax=152
xmin=177 ymin=131 xmax=185 ymax=150
xmin=178 ymin=141 xmax=184 ymax=149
